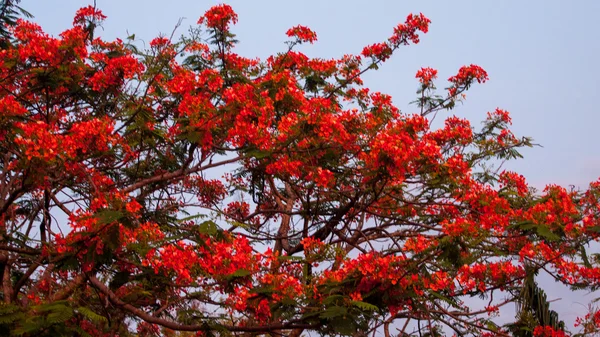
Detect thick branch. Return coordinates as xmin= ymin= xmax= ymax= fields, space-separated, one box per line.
xmin=122 ymin=156 xmax=241 ymax=194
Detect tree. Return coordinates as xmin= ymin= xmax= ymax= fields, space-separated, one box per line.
xmin=0 ymin=4 xmax=599 ymax=336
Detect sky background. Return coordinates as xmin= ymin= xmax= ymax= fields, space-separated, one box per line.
xmin=25 ymin=0 xmax=600 ymax=332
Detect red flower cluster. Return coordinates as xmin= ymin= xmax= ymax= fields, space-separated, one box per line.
xmin=73 ymin=6 xmax=106 ymax=26
xmin=499 ymin=171 xmax=529 ymax=196
xmin=390 ymin=13 xmax=431 ymax=45
xmin=286 ymin=25 xmax=318 ymax=44
xmin=88 ymin=54 xmax=144 ymax=91
xmin=361 ymin=13 xmax=430 ymax=62
xmin=415 ymin=67 xmax=438 ymax=85
xmin=448 ymin=64 xmax=489 ymax=84
xmin=149 ymin=37 xmax=170 ymax=48
xmin=447 ymin=64 xmax=489 ymax=96
xmin=361 ymin=42 xmax=392 ymax=60
xmin=198 ymin=4 xmax=238 ymax=30
xmin=533 ymin=326 xmax=567 ymax=337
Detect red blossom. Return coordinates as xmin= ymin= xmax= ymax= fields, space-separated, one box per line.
xmin=73 ymin=6 xmax=107 ymax=26
xmin=488 ymin=108 xmax=513 ymax=124
xmin=286 ymin=25 xmax=318 ymax=44
xmin=500 ymin=171 xmax=528 ymax=196
xmin=390 ymin=13 xmax=431 ymax=45
xmin=361 ymin=42 xmax=392 ymax=61
xmin=533 ymin=326 xmax=567 ymax=337
xmin=149 ymin=37 xmax=170 ymax=48
xmin=415 ymin=67 xmax=438 ymax=85
xmin=448 ymin=64 xmax=489 ymax=85
xmin=198 ymin=4 xmax=238 ymax=30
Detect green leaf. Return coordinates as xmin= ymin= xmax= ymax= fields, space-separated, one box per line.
xmin=322 ymin=295 xmax=345 ymax=305
xmin=581 ymin=246 xmax=592 ymax=268
xmin=76 ymin=307 xmax=108 ymax=323
xmin=178 ymin=213 xmax=208 ymax=222
xmin=0 ymin=304 xmax=19 ymax=315
xmin=350 ymin=300 xmax=378 ymax=312
xmin=300 ymin=310 xmax=322 ymax=320
xmin=244 ymin=149 xmax=272 ymax=159
xmin=46 ymin=308 xmax=73 ymax=324
xmin=0 ymin=311 xmax=24 ymax=324
xmin=183 ymin=131 xmax=201 ymax=143
xmin=329 ymin=316 xmax=357 ymax=335
xmin=198 ymin=220 xmax=219 ymax=235
xmin=508 ymin=221 xmax=535 ymax=231
xmin=278 ymin=255 xmax=304 ymax=262
xmin=587 ymin=226 xmax=600 ymax=234
xmin=429 ymin=291 xmax=458 ymax=307
xmin=251 ymin=286 xmax=275 ymax=295
xmin=229 ymin=269 xmax=251 ymax=278
xmin=95 ymin=210 xmax=124 ymax=225
xmin=485 ymin=320 xmax=499 ymax=331
xmin=536 ymin=225 xmax=560 ymax=241
xmin=319 ymin=306 xmax=347 ymax=319
xmin=35 ymin=301 xmax=70 ymax=313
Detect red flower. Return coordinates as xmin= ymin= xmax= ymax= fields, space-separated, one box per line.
xmin=487 ymin=108 xmax=513 ymax=124
xmin=415 ymin=67 xmax=438 ymax=85
xmin=448 ymin=64 xmax=489 ymax=85
xmin=361 ymin=42 xmax=392 ymax=60
xmin=125 ymin=200 xmax=142 ymax=214
xmin=198 ymin=4 xmax=238 ymax=30
xmin=533 ymin=326 xmax=566 ymax=337
xmin=149 ymin=37 xmax=170 ymax=48
xmin=389 ymin=13 xmax=431 ymax=45
xmin=73 ymin=6 xmax=106 ymax=26
xmin=286 ymin=25 xmax=318 ymax=44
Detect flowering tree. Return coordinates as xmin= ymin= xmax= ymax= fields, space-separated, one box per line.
xmin=0 ymin=4 xmax=599 ymax=337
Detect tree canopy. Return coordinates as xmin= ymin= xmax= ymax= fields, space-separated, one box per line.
xmin=0 ymin=4 xmax=599 ymax=337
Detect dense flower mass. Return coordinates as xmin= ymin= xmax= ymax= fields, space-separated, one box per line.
xmin=0 ymin=4 xmax=598 ymax=337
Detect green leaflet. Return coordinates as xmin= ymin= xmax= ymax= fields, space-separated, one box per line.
xmin=535 ymin=225 xmax=560 ymax=242
xmin=350 ymin=300 xmax=378 ymax=312
xmin=95 ymin=210 xmax=124 ymax=225
xmin=76 ymin=307 xmax=108 ymax=324
xmin=319 ymin=305 xmax=348 ymax=319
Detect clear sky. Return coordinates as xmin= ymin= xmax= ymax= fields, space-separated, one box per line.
xmin=25 ymin=0 xmax=600 ymax=331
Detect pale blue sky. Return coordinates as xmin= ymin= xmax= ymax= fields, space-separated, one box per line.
xmin=26 ymin=0 xmax=600 ymax=330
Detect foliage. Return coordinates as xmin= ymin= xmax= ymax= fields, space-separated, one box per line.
xmin=507 ymin=266 xmax=565 ymax=337
xmin=0 ymin=3 xmax=599 ymax=336
xmin=0 ymin=0 xmax=32 ymax=46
